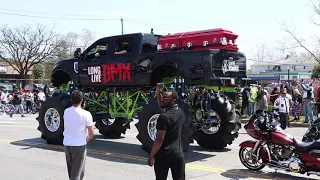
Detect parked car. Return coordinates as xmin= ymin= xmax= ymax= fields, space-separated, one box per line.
xmin=264 ymin=83 xmax=279 ymax=93
xmin=24 ymin=83 xmax=45 ymax=92
xmin=2 ymin=85 xmax=13 ymax=94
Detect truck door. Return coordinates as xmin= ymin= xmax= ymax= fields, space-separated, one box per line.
xmin=100 ymin=37 xmax=136 ymax=86
xmin=132 ymin=34 xmax=160 ymax=86
xmin=78 ymin=38 xmax=109 ymax=86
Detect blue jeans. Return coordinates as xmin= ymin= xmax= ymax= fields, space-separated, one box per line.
xmin=249 ymin=102 xmax=255 ymax=116
xmin=10 ymin=104 xmax=24 ymax=117
xmin=303 ymin=101 xmax=314 ymax=123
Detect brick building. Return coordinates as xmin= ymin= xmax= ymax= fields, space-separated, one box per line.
xmin=0 ymin=62 xmax=33 ymax=85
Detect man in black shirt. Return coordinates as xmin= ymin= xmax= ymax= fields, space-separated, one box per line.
xmin=10 ymin=88 xmax=25 ymax=118
xmin=241 ymin=85 xmax=250 ymax=115
xmin=147 ymin=90 xmax=185 ymax=180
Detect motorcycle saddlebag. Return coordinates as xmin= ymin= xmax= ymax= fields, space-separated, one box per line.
xmin=157 ymin=28 xmax=239 ymax=52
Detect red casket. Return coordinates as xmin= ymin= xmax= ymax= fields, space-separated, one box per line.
xmin=157 ymin=28 xmax=239 ymax=52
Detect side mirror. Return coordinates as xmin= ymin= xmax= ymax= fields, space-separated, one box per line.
xmin=74 ymin=48 xmax=81 ymax=58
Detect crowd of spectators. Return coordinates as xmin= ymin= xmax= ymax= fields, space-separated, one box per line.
xmin=0 ymin=84 xmax=50 ymax=116
xmin=241 ymin=79 xmax=320 ymax=127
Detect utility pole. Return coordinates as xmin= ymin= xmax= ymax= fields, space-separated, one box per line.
xmin=121 ymin=18 xmax=124 ymax=34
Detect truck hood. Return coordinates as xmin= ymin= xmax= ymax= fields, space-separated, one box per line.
xmin=53 ymin=58 xmax=79 ymax=70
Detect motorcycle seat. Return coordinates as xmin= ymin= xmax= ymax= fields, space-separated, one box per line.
xmin=293 ymin=138 xmax=320 ymax=152
xmin=309 ymin=149 xmax=320 ymax=157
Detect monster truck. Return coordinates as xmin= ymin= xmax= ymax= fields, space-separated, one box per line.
xmin=37 ymin=28 xmax=246 ymax=153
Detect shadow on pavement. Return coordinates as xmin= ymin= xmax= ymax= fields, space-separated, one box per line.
xmin=189 ymin=144 xmax=232 ymax=153
xmin=220 ymin=169 xmax=318 ymax=180
xmin=10 ymin=135 xmax=217 ymax=166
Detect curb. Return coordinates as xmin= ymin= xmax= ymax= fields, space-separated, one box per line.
xmin=240 ymin=119 xmax=310 ymax=128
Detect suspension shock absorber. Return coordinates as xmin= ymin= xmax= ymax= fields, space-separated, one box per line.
xmin=202 ymin=90 xmax=209 ymax=119
xmin=181 ymin=78 xmax=186 ymax=102
xmin=207 ymin=90 xmax=211 ymax=117
xmin=178 ymin=77 xmax=182 ymax=96
xmin=174 ymin=78 xmax=177 ymax=91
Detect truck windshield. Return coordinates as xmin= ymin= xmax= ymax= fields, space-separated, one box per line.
xmin=141 ymin=34 xmax=161 ymax=53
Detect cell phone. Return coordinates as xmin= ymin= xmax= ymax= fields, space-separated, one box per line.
xmin=157 ymin=83 xmax=164 ymax=89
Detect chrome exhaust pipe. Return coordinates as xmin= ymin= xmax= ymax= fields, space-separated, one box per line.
xmin=307 ymin=171 xmax=320 ymax=176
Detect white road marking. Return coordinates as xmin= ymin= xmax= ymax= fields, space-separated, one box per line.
xmin=0 ymin=125 xmax=35 ymax=128
xmin=0 ymin=121 xmax=25 ymax=124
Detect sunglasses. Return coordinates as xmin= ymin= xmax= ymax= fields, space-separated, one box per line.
xmin=161 ymin=96 xmax=171 ymax=100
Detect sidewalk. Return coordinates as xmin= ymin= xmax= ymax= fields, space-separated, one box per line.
xmin=240 ymin=118 xmax=310 ymax=128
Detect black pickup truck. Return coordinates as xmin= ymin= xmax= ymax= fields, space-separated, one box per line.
xmin=37 ymin=31 xmax=246 ymax=153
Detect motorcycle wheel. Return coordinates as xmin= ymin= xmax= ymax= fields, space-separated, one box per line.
xmin=239 ymin=147 xmax=265 ymax=171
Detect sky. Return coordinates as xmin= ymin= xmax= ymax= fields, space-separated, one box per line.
xmin=0 ymin=0 xmax=319 ymax=69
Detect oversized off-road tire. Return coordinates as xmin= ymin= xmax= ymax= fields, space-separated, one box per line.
xmin=195 ymin=93 xmax=241 ymax=149
xmin=135 ymin=98 xmax=194 ymax=154
xmin=95 ymin=117 xmax=131 ymax=138
xmin=37 ymin=93 xmax=71 ymax=145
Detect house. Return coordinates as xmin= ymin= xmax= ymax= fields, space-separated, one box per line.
xmin=248 ymin=56 xmax=317 ymax=82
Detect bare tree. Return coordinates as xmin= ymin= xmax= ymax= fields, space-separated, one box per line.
xmin=309 ymin=0 xmax=320 ymax=27
xmin=65 ymin=32 xmax=79 ymax=57
xmin=277 ymin=0 xmax=320 ymax=63
xmin=81 ymin=29 xmax=95 ymax=50
xmin=278 ymin=21 xmax=320 ymax=63
xmin=253 ymin=43 xmax=275 ymax=62
xmin=0 ymin=24 xmax=62 ymax=86
xmin=64 ymin=29 xmax=95 ymax=56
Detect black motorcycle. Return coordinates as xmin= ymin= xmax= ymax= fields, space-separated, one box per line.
xmin=302 ymin=118 xmax=320 ymax=142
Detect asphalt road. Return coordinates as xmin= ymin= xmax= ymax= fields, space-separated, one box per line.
xmin=0 ymin=114 xmax=319 ymax=180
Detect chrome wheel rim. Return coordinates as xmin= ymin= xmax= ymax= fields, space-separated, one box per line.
xmin=102 ymin=118 xmax=115 ymax=126
xmin=239 ymin=147 xmax=264 ymax=170
xmin=201 ymin=110 xmax=221 ymax=135
xmin=44 ymin=108 xmax=60 ymax=132
xmin=147 ymin=114 xmax=160 ymax=141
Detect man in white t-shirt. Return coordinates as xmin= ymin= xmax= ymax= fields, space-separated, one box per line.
xmin=63 ymin=90 xmax=94 ymax=180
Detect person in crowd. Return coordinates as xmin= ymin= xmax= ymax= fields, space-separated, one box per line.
xmin=25 ymin=90 xmax=34 ymax=113
xmin=269 ymin=87 xmax=279 ymax=105
xmin=63 ymin=90 xmax=94 ymax=180
xmin=283 ymin=81 xmax=293 ymax=95
xmin=255 ymin=88 xmax=268 ymax=112
xmin=316 ymin=84 xmax=320 ymax=118
xmin=9 ymin=88 xmax=25 ymax=118
xmin=274 ymin=88 xmax=291 ymax=130
xmin=248 ymin=84 xmax=258 ymax=116
xmin=241 ymin=84 xmax=250 ymax=116
xmin=292 ymin=88 xmax=302 ymax=121
xmin=148 ymin=89 xmax=185 ymax=180
xmin=43 ymin=84 xmax=50 ymax=98
xmin=37 ymin=88 xmax=46 ymax=102
xmin=0 ymin=86 xmax=7 ymax=115
xmin=301 ymin=82 xmax=315 ymax=123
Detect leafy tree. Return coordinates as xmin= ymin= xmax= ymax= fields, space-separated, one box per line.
xmin=33 ymin=63 xmax=44 ymax=80
xmin=312 ymin=64 xmax=320 ymax=78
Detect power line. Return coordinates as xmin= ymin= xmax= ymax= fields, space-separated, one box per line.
xmin=0 ymin=7 xmax=114 ymax=17
xmin=0 ymin=11 xmax=119 ymax=21
xmin=0 ymin=8 xmax=293 ymax=45
xmin=0 ymin=8 xmax=305 ymax=52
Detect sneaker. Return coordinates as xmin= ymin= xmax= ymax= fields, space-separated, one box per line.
xmin=21 ymin=115 xmax=25 ymax=117
xmin=9 ymin=114 xmax=12 ymax=118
